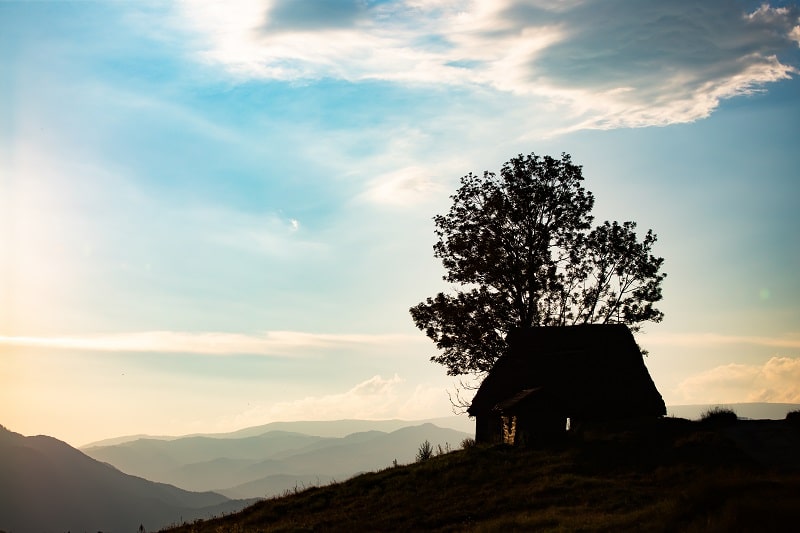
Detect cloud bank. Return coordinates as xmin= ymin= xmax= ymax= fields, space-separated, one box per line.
xmin=646 ymin=332 xmax=800 ymax=350
xmin=676 ymin=356 xmax=800 ymax=403
xmin=230 ymin=374 xmax=451 ymax=424
xmin=176 ymin=0 xmax=800 ymax=129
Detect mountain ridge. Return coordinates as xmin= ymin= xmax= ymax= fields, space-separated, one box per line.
xmin=82 ymin=423 xmax=471 ymax=498
xmin=0 ymin=425 xmax=255 ymax=533
xmin=80 ymin=416 xmax=475 ymax=448
xmin=78 ymin=403 xmax=800 ymax=449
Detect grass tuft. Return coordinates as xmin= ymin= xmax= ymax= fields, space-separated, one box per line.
xmin=415 ymin=439 xmax=434 ymax=462
xmin=700 ymin=406 xmax=738 ymax=427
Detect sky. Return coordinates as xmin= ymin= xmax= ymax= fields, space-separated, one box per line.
xmin=2 ymin=0 xmax=799 ymax=447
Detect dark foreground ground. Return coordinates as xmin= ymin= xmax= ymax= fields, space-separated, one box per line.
xmin=161 ymin=417 xmax=800 ymax=532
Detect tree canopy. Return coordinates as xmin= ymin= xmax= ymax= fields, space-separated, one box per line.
xmin=410 ymin=153 xmax=666 ymax=376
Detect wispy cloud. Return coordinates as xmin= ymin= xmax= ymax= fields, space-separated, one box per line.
xmin=644 ymin=332 xmax=800 ymax=350
xmin=358 ymin=166 xmax=445 ymax=207
xmin=0 ymin=330 xmax=425 ymax=356
xmin=676 ymin=356 xmax=800 ymax=404
xmin=174 ymin=0 xmax=800 ymax=129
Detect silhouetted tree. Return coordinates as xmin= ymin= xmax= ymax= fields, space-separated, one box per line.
xmin=410 ymin=153 xmax=666 ymax=376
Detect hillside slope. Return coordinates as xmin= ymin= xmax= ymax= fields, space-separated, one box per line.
xmin=162 ymin=418 xmax=800 ymax=532
xmin=0 ymin=425 xmax=254 ymax=533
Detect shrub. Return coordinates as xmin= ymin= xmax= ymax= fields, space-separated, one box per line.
xmin=461 ymin=438 xmax=476 ymax=450
xmin=416 ymin=440 xmax=433 ymax=462
xmin=700 ymin=406 xmax=738 ymax=427
xmin=786 ymin=410 xmax=800 ymax=425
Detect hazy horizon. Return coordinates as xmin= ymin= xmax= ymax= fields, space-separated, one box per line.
xmin=3 ymin=1 xmax=799 ymax=447
xmin=4 ymin=402 xmax=799 ymax=450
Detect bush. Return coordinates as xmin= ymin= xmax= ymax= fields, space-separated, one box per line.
xmin=700 ymin=406 xmax=738 ymax=427
xmin=416 ymin=440 xmax=433 ymax=462
xmin=786 ymin=410 xmax=800 ymax=425
xmin=461 ymin=438 xmax=476 ymax=450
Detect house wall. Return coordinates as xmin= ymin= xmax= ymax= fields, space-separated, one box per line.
xmin=474 ymin=414 xmax=503 ymax=444
xmin=514 ymin=410 xmax=567 ymax=446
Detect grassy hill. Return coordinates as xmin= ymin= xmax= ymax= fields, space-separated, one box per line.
xmin=161 ymin=417 xmax=800 ymax=532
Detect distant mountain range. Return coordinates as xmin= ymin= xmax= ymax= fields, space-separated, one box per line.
xmin=4 ymin=405 xmax=795 ymax=531
xmin=0 ymin=425 xmax=255 ymax=533
xmin=82 ymin=422 xmax=472 ymax=499
xmin=78 ymin=406 xmax=800 ymax=499
xmin=81 ymin=416 xmax=475 ymax=447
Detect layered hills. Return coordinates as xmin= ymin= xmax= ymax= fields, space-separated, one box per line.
xmin=82 ymin=422 xmax=471 ymax=499
xmin=5 ymin=405 xmax=797 ymax=531
xmin=0 ymin=425 xmax=254 ymax=533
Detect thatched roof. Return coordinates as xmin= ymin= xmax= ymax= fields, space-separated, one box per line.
xmin=467 ymin=324 xmax=666 ymax=419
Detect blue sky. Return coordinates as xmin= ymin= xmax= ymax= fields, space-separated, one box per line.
xmin=2 ymin=0 xmax=799 ymax=446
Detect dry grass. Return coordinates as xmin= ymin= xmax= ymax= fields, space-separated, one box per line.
xmin=161 ymin=418 xmax=800 ymax=532
xmin=700 ymin=406 xmax=738 ymax=427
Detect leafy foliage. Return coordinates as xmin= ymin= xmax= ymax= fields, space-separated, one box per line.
xmin=410 ymin=152 xmax=666 ymax=375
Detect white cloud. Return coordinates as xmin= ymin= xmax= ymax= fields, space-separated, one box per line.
xmin=264 ymin=374 xmax=406 ymax=420
xmin=230 ymin=374 xmax=451 ymax=424
xmin=358 ymin=166 xmax=445 ymax=207
xmin=173 ymin=0 xmax=800 ymax=130
xmin=676 ymin=356 xmax=800 ymax=404
xmin=792 ymin=24 xmax=800 ymax=46
xmin=0 ymin=330 xmax=425 ymax=356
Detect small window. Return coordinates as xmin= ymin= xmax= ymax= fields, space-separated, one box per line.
xmin=502 ymin=415 xmax=517 ymax=444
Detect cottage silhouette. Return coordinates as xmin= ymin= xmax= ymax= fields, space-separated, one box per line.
xmin=468 ymin=324 xmax=666 ymax=444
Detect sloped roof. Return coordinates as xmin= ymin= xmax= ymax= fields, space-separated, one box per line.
xmin=467 ymin=324 xmax=666 ymax=419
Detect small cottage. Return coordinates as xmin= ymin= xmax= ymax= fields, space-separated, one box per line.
xmin=467 ymin=324 xmax=666 ymax=445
